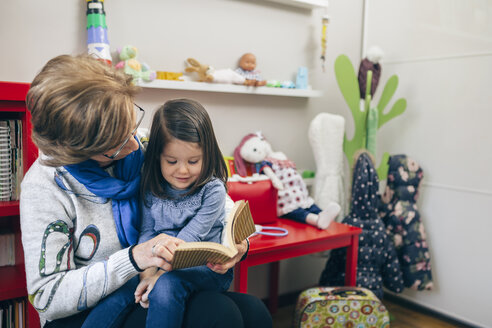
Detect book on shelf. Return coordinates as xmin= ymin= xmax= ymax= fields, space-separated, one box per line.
xmin=0 ymin=119 xmax=22 ymax=202
xmin=0 ymin=298 xmax=25 ymax=328
xmin=172 ymin=200 xmax=256 ymax=270
xmin=0 ymin=121 xmax=11 ymax=202
xmin=0 ymin=230 xmax=16 ymax=267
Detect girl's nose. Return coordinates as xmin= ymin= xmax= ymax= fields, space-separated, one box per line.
xmin=177 ymin=163 xmax=189 ymax=174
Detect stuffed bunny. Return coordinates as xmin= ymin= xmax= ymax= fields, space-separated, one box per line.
xmin=233 ymin=132 xmax=341 ymax=229
xmin=185 ymin=58 xmax=246 ymax=85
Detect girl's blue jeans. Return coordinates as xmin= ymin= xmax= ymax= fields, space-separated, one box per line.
xmin=146 ymin=265 xmax=233 ymax=328
xmin=81 ymin=275 xmax=140 ymax=328
xmin=281 ymin=204 xmax=322 ymax=223
xmin=80 ymin=266 xmax=232 ymax=328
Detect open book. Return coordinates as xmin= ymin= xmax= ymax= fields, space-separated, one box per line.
xmin=172 ymin=200 xmax=256 ymax=270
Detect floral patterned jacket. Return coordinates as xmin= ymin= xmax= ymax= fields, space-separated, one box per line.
xmin=379 ymin=155 xmax=433 ymax=291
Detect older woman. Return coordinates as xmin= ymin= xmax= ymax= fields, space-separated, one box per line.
xmin=20 ymin=54 xmax=271 ymax=328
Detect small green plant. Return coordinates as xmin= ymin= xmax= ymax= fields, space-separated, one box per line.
xmin=334 ymin=54 xmax=407 ymax=180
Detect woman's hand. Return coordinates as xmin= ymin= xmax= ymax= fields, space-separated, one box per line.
xmin=207 ymin=239 xmax=248 ymax=274
xmin=132 ymin=234 xmax=184 ymax=272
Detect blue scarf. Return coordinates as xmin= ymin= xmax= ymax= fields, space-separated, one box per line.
xmin=64 ymin=139 xmax=145 ymax=247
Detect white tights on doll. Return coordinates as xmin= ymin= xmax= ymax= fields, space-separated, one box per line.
xmin=306 ymin=202 xmax=341 ymax=229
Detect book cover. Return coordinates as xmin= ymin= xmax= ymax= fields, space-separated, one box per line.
xmin=223 ymin=156 xmax=236 ymax=177
xmin=9 ymin=120 xmax=22 ymax=201
xmin=0 ymin=121 xmax=11 ymax=202
xmin=172 ymin=200 xmax=256 ymax=270
xmin=0 ymin=231 xmax=16 ymax=267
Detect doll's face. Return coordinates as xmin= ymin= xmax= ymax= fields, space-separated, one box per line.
xmin=239 ymin=53 xmax=257 ymax=71
xmin=240 ymin=137 xmax=271 ymax=163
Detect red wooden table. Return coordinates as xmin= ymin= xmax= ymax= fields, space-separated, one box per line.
xmin=234 ymin=220 xmax=362 ymax=313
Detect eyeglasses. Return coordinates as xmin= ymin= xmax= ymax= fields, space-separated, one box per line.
xmin=103 ymin=103 xmax=145 ymax=159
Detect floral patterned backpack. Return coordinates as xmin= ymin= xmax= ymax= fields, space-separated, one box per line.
xmin=294 ymin=287 xmax=390 ymax=328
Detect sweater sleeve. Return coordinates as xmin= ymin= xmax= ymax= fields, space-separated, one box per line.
xmin=176 ymin=181 xmax=226 ymax=243
xmin=19 ymin=166 xmax=138 ymax=322
xmin=138 ymin=193 xmax=159 ymax=244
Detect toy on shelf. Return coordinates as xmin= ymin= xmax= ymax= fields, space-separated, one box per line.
xmin=266 ymin=80 xmax=295 ymax=88
xmin=266 ymin=80 xmax=281 ymax=88
xmin=320 ymin=15 xmax=330 ymax=72
xmin=296 ymin=67 xmax=309 ymax=89
xmin=233 ymin=132 xmax=341 ymax=229
xmin=184 ymin=58 xmax=246 ymax=85
xmin=156 ymin=71 xmax=183 ymax=81
xmin=334 ymin=47 xmax=407 ymax=180
xmin=114 ymin=45 xmax=156 ymax=83
xmin=86 ymin=0 xmax=111 ymax=64
xmin=235 ymin=53 xmax=266 ymax=86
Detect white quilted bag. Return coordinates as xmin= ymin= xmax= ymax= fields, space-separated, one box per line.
xmin=308 ymin=113 xmax=346 ymax=220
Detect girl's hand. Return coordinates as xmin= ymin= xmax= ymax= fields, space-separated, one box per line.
xmin=134 ymin=269 xmax=164 ymax=308
xmin=207 ymin=239 xmax=248 ymax=274
xmin=132 ymin=234 xmax=184 ymax=272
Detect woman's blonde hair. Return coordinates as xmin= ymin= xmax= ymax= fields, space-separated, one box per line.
xmin=26 ymin=54 xmax=139 ymax=166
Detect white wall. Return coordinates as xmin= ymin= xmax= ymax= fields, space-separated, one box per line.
xmin=365 ymin=1 xmax=492 ymax=327
xmin=1 ymin=0 xmax=490 ymax=326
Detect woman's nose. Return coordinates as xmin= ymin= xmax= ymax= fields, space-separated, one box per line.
xmin=127 ymin=136 xmax=140 ymax=152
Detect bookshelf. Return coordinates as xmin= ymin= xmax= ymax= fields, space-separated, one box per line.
xmin=0 ymin=81 xmax=40 ymax=327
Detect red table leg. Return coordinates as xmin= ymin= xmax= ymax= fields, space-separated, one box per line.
xmin=345 ymin=234 xmax=359 ymax=286
xmin=268 ymin=261 xmax=280 ymax=313
xmin=234 ymin=262 xmax=249 ymax=293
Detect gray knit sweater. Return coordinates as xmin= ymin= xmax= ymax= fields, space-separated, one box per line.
xmin=139 ymin=179 xmax=226 ymax=245
xmin=20 ymin=159 xmax=138 ymax=323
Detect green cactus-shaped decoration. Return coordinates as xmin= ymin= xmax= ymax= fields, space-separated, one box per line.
xmin=334 ymin=54 xmax=407 ymax=180
xmin=366 ymin=106 xmax=378 ymax=156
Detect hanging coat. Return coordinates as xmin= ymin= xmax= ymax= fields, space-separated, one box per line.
xmin=379 ymin=155 xmax=433 ymax=291
xmin=319 ymin=152 xmax=404 ymax=299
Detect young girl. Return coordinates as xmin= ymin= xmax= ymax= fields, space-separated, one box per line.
xmin=135 ymin=98 xmax=231 ymax=328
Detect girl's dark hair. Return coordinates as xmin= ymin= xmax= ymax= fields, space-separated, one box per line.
xmin=141 ymin=98 xmax=227 ymax=201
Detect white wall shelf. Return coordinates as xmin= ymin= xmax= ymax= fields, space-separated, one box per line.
xmin=138 ymin=80 xmax=323 ymax=98
xmin=265 ymin=0 xmax=329 ymax=9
